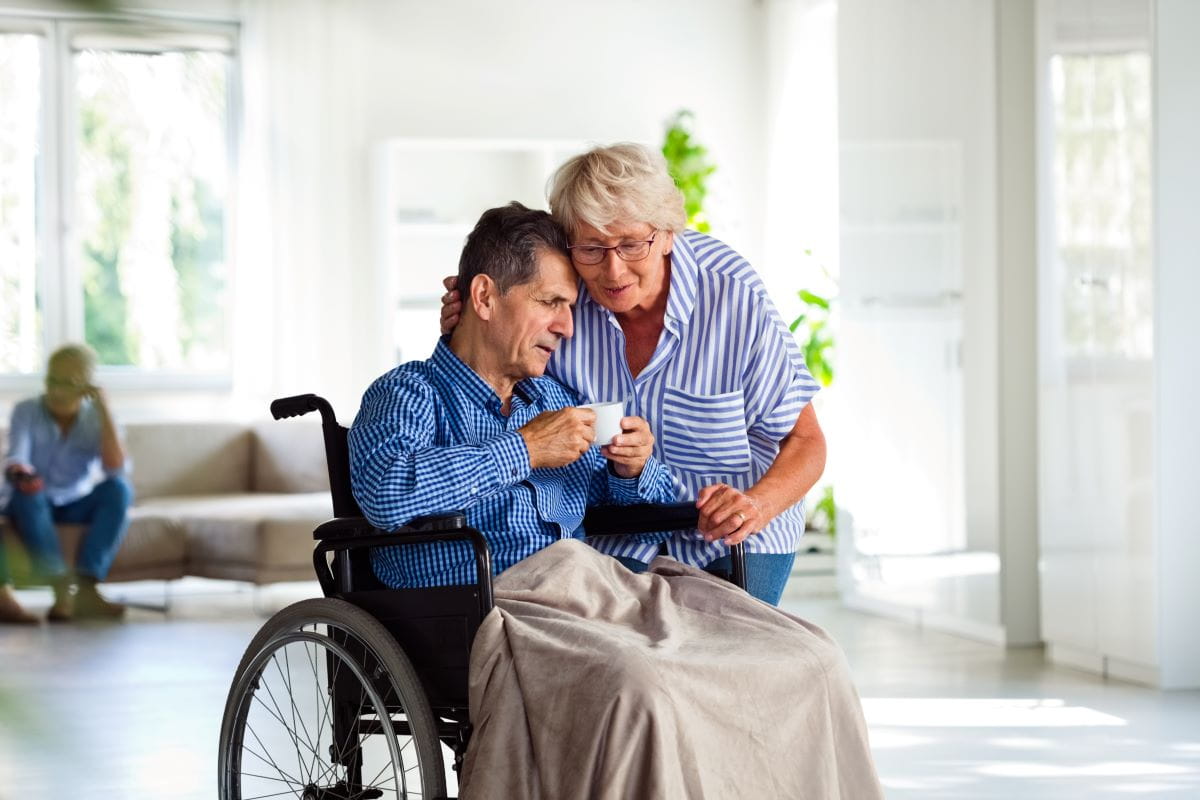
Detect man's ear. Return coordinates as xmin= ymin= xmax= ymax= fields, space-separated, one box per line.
xmin=469 ymin=274 xmax=498 ymax=321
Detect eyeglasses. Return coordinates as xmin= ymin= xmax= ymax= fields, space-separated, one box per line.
xmin=567 ymin=232 xmax=658 ymax=266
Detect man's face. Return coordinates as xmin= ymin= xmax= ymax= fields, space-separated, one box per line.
xmin=491 ymin=249 xmax=577 ymax=380
xmin=44 ymin=356 xmax=90 ymax=417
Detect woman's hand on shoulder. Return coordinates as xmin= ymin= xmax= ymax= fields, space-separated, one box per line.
xmin=440 ymin=275 xmax=462 ymax=335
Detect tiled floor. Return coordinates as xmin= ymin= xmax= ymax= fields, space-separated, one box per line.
xmin=1 ymin=578 xmax=1197 ymax=798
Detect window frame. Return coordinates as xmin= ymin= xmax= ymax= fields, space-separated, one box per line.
xmin=0 ymin=11 xmax=240 ymax=391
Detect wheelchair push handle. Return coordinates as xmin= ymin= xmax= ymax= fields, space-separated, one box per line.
xmin=271 ymin=393 xmax=342 ymax=433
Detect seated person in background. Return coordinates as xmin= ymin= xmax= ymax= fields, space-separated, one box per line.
xmin=2 ymin=344 xmax=132 ymax=622
xmin=349 ymin=202 xmax=675 ymax=587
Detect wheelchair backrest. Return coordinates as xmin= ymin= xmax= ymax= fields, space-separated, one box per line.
xmin=269 ymin=393 xmax=363 ymax=518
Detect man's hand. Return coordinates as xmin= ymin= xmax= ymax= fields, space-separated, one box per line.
xmin=440 ymin=275 xmax=462 ymax=336
xmin=601 ymin=416 xmax=655 ymax=478
xmin=696 ymin=484 xmax=770 ymax=545
xmin=5 ymin=463 xmax=44 ymax=495
xmin=518 ymin=408 xmax=595 ymax=469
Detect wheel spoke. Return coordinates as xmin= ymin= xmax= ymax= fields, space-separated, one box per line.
xmin=276 ymin=644 xmax=312 ymax=785
xmin=304 ymin=632 xmax=326 ymax=782
xmin=240 ymin=724 xmax=305 ymax=789
xmin=251 ymin=686 xmax=325 ymax=763
xmin=242 ymin=790 xmax=303 ymax=800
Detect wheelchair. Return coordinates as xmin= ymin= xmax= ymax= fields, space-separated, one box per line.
xmin=217 ymin=394 xmax=747 ymax=800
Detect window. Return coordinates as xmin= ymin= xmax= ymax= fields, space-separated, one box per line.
xmin=0 ymin=17 xmax=237 ymax=379
xmin=0 ymin=31 xmax=42 ymax=374
xmin=1051 ymin=51 xmax=1153 ymax=361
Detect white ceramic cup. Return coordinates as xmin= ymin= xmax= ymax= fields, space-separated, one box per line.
xmin=579 ymin=401 xmax=625 ymax=446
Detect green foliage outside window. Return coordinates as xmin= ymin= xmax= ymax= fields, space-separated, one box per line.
xmin=76 ymin=49 xmax=230 ymax=370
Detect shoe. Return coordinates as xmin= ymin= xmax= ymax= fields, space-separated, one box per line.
xmin=46 ymin=576 xmax=74 ymax=622
xmin=0 ymin=585 xmax=39 ymax=625
xmin=73 ymin=578 xmax=125 ymax=620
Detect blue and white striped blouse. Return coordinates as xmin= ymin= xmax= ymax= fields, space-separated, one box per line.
xmin=550 ymin=230 xmax=820 ymax=567
xmin=348 ymin=339 xmax=677 ymax=588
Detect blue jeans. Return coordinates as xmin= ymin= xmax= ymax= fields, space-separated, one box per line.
xmin=613 ymin=551 xmax=797 ymax=606
xmin=4 ymin=477 xmax=133 ymax=581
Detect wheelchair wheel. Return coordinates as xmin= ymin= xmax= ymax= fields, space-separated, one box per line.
xmin=219 ymin=598 xmax=447 ymax=799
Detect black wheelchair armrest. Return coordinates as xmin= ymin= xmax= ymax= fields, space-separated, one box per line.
xmin=313 ymin=512 xmax=467 ymax=541
xmin=582 ymin=502 xmax=747 ymax=591
xmin=312 ymin=512 xmax=492 ymax=617
xmin=583 ymin=502 xmax=698 ymax=536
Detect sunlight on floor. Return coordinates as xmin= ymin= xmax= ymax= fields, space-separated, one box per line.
xmin=976 ymin=761 xmax=1195 ymax=778
xmin=862 ymin=697 xmax=1127 ymax=727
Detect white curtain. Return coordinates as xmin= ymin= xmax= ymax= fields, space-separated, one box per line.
xmin=233 ymin=0 xmax=379 ymax=419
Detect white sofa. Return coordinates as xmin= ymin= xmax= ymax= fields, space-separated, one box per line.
xmin=0 ymin=419 xmax=332 ymax=585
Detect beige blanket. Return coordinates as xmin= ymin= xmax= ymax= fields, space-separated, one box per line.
xmin=459 ymin=540 xmax=884 ymax=799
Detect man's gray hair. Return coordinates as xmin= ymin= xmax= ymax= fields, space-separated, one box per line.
xmin=457 ymin=202 xmax=570 ymax=295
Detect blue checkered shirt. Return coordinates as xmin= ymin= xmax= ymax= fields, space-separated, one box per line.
xmin=348 ymin=339 xmax=676 ymax=588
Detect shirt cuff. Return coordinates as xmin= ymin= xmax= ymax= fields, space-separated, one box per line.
xmin=605 ymin=457 xmax=672 ymax=504
xmin=485 ymin=431 xmax=531 ymax=487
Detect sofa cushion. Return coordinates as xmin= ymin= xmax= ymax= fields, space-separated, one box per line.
xmin=138 ymin=492 xmax=331 ymax=583
xmin=125 ymin=423 xmax=253 ymax=500
xmin=0 ymin=511 xmax=185 ymax=582
xmin=252 ymin=420 xmax=329 ymax=494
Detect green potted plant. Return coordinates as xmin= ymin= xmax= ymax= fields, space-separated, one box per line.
xmin=789 ymin=256 xmax=837 ymax=537
xmin=661 ymin=110 xmax=716 ymax=233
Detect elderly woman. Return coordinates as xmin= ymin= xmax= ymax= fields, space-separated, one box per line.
xmin=442 ymin=143 xmax=824 ymax=605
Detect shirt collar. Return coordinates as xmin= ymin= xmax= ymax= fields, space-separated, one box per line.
xmin=428 ymin=337 xmax=544 ymax=412
xmin=662 ymin=230 xmax=700 ymax=334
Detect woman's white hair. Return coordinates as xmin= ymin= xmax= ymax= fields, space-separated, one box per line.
xmin=548 ymin=143 xmax=687 ymax=237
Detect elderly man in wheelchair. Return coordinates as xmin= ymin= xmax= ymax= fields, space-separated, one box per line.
xmin=218 ymin=203 xmax=882 ymax=799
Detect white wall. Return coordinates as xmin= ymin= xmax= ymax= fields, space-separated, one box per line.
xmin=1153 ymin=0 xmax=1200 ymax=690
xmin=240 ymin=0 xmax=768 ymax=419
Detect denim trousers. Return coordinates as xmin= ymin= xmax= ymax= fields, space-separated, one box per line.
xmin=613 ymin=550 xmax=797 ymax=606
xmin=3 ymin=477 xmax=133 ymax=581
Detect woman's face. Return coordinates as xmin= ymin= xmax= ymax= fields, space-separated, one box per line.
xmin=569 ymin=220 xmax=675 ymax=316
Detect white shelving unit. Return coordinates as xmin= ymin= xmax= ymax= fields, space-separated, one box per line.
xmin=371 ymin=138 xmax=586 ymax=364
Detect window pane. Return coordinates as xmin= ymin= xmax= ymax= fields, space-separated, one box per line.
xmin=1052 ymin=52 xmax=1153 ymax=360
xmin=74 ymin=47 xmax=231 ymax=370
xmin=0 ymin=33 xmax=43 ymax=373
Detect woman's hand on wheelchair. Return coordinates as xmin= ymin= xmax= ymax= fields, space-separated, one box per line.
xmin=601 ymin=416 xmax=655 ymax=479
xmin=696 ymin=484 xmax=767 ymax=545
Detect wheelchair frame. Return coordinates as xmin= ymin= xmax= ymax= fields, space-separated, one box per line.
xmin=218 ymin=393 xmax=746 ymax=800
